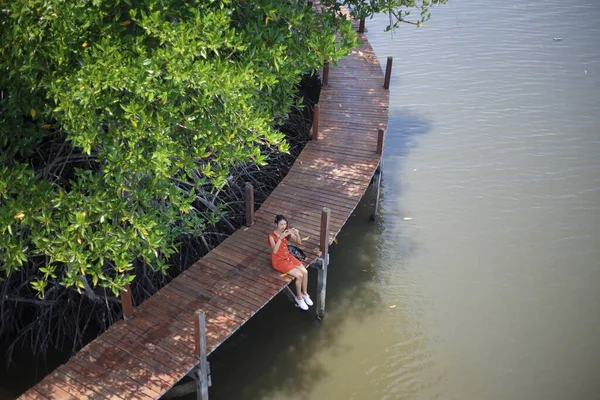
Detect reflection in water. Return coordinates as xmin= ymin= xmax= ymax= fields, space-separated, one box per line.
xmin=183 ymin=0 xmax=600 ymax=399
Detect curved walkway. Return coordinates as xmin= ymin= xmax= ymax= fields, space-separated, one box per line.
xmin=18 ymin=14 xmax=389 ymax=400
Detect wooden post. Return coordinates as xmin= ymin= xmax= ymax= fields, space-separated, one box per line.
xmin=384 ymin=57 xmax=393 ymax=90
xmin=245 ymin=182 xmax=254 ymax=227
xmin=358 ymin=18 xmax=365 ymax=33
xmin=119 ymin=283 xmax=133 ymax=320
xmin=312 ymin=104 xmax=320 ymax=140
xmin=316 ymin=207 xmax=330 ymax=320
xmin=323 ymin=61 xmax=329 ymax=86
xmin=376 ymin=128 xmax=385 ymax=155
xmin=194 ymin=310 xmax=209 ymax=400
xmin=370 ymin=161 xmax=383 ymax=221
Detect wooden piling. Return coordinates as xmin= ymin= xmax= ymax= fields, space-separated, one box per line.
xmin=312 ymin=104 xmax=320 ymax=140
xmin=316 ymin=207 xmax=330 ymax=320
xmin=370 ymin=161 xmax=383 ymax=221
xmin=193 ymin=310 xmax=209 ymax=400
xmin=119 ymin=283 xmax=134 ymax=320
xmin=384 ymin=57 xmax=393 ymax=90
xmin=323 ymin=61 xmax=329 ymax=86
xmin=245 ymin=182 xmax=254 ymax=227
xmin=358 ymin=18 xmax=365 ymax=33
xmin=376 ymin=128 xmax=385 ymax=155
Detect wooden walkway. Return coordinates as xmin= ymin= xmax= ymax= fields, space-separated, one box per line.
xmin=18 ymin=13 xmax=389 ymax=400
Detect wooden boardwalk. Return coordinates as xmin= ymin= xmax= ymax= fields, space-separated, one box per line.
xmin=18 ymin=14 xmax=389 ymax=400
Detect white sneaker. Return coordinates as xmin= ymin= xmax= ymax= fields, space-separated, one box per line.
xmin=295 ymin=297 xmax=309 ymax=311
xmin=302 ymin=293 xmax=313 ymax=306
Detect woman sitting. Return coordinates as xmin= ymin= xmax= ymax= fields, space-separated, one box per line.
xmin=267 ymin=215 xmax=312 ymax=310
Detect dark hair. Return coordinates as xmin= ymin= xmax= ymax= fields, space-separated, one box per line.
xmin=274 ymin=215 xmax=288 ymax=227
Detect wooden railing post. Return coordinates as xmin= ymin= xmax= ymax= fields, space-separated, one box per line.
xmin=120 ymin=283 xmax=134 ymax=320
xmin=384 ymin=56 xmax=393 ymax=90
xmin=358 ymin=18 xmax=366 ymax=33
xmin=194 ymin=310 xmax=209 ymax=400
xmin=245 ymin=182 xmax=254 ymax=227
xmin=376 ymin=128 xmax=385 ymax=155
xmin=316 ymin=207 xmax=330 ymax=320
xmin=322 ymin=61 xmax=329 ymax=86
xmin=312 ymin=104 xmax=320 ymax=140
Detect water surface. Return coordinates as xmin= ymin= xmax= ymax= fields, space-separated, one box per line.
xmin=190 ymin=1 xmax=600 ymax=399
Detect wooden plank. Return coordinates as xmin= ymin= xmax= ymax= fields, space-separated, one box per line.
xmin=89 ymin=339 xmax=175 ymax=395
xmin=69 ymin=355 xmax=156 ymax=400
xmin=60 ymin=363 xmax=125 ymax=400
xmin=101 ymin=328 xmax=186 ymax=375
xmin=42 ymin=372 xmax=99 ymax=400
xmin=18 ymin=391 xmax=47 ymax=400
xmin=109 ymin=322 xmax=192 ymax=368
xmin=20 ymin=389 xmax=51 ymax=400
xmin=153 ymin=291 xmax=243 ymax=336
xmin=157 ymin=289 xmax=246 ymax=327
xmin=188 ymin=256 xmax=280 ymax=298
xmin=141 ymin=296 xmax=229 ymax=347
xmin=34 ymin=376 xmax=78 ymax=400
xmin=268 ymin=188 xmax=360 ymax=211
xmin=122 ymin=311 xmax=196 ymax=360
xmin=55 ymin=365 xmax=113 ymax=399
xmin=165 ymin=277 xmax=253 ymax=319
xmin=263 ymin=197 xmax=359 ymax=223
xmin=176 ymin=275 xmax=255 ymax=319
xmin=170 ymin=272 xmax=257 ymax=316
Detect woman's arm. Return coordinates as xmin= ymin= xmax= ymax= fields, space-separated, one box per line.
xmin=269 ymin=233 xmax=284 ymax=254
xmin=291 ymin=228 xmax=302 ymax=244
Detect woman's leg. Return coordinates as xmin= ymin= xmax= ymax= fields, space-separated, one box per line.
xmin=298 ymin=265 xmax=309 ymax=294
xmin=286 ymin=268 xmax=304 ymax=299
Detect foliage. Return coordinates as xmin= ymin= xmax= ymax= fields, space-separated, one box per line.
xmin=329 ymin=0 xmax=449 ymax=29
xmin=0 ymin=0 xmax=356 ymax=300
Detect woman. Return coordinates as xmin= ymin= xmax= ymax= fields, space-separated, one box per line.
xmin=267 ymin=215 xmax=312 ymax=311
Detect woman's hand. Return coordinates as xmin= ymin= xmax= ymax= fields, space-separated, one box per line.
xmin=291 ymin=228 xmax=299 ymax=239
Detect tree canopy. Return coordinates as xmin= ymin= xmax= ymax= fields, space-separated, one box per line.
xmin=1 ymin=0 xmax=356 ymax=299
xmin=337 ymin=0 xmax=448 ymax=29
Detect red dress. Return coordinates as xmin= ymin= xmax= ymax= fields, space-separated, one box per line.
xmin=267 ymin=232 xmax=302 ymax=273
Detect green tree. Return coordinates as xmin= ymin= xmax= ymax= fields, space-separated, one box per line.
xmin=0 ymin=0 xmax=355 ymax=299
xmin=330 ymin=0 xmax=448 ymax=29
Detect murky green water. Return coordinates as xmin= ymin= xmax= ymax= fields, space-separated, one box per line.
xmin=196 ymin=1 xmax=600 ymax=399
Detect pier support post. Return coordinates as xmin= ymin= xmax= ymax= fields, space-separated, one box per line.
xmin=370 ymin=161 xmax=383 ymax=221
xmin=323 ymin=62 xmax=329 ymax=86
xmin=283 ymin=286 xmax=297 ymax=303
xmin=119 ymin=283 xmax=134 ymax=320
xmin=316 ymin=207 xmax=330 ymax=320
xmin=193 ymin=310 xmax=210 ymax=400
xmin=312 ymin=104 xmax=320 ymax=140
xmin=245 ymin=182 xmax=255 ymax=227
xmin=358 ymin=18 xmax=366 ymax=33
xmin=384 ymin=57 xmax=393 ymax=90
xmin=376 ymin=128 xmax=385 ymax=155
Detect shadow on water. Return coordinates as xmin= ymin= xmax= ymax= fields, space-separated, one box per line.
xmin=384 ymin=108 xmax=433 ymax=178
xmin=173 ymin=110 xmax=433 ymax=400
